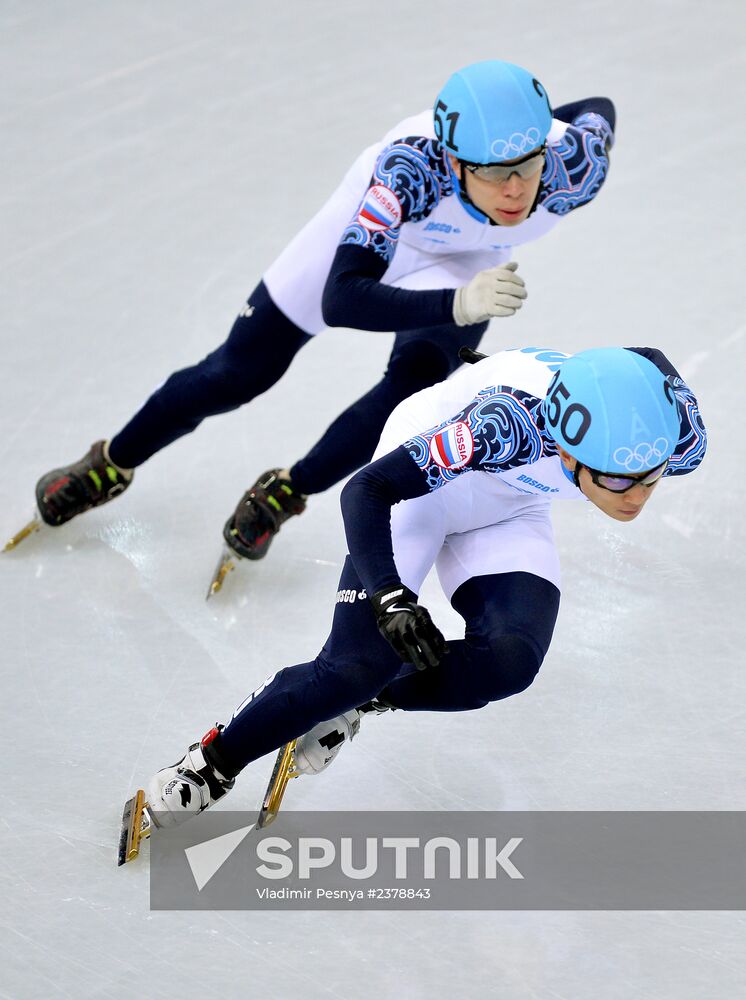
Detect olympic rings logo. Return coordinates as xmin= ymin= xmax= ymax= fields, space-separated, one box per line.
xmin=612 ymin=438 xmax=670 ymax=472
xmin=490 ymin=128 xmax=541 ymax=160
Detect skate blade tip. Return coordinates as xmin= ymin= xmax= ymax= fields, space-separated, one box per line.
xmin=205 ymin=559 xmax=236 ymax=600
xmin=118 ymin=789 xmax=151 ymax=867
xmin=3 ymin=518 xmax=41 ymax=552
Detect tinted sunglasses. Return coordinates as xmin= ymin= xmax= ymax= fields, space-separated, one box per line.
xmin=462 ymin=146 xmax=546 ymax=183
xmin=579 ymin=460 xmax=669 ymax=493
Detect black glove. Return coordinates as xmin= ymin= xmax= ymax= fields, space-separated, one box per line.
xmin=371 ymin=585 xmax=446 ymax=671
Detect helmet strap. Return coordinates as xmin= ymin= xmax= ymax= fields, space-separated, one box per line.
xmin=448 ymin=159 xmax=486 ymax=220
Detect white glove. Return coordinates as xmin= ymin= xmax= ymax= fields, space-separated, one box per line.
xmin=452 ymin=261 xmax=527 ymax=326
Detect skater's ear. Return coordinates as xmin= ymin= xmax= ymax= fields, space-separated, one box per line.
xmin=447 ymin=154 xmax=462 ymax=179
xmin=556 ymin=446 xmax=577 ymax=473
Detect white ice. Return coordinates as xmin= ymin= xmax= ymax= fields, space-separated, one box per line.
xmin=1 ymin=2 xmax=745 ymax=998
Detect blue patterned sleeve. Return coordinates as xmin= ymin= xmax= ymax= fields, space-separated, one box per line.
xmin=626 ymin=348 xmax=707 ymax=478
xmin=403 ymin=387 xmax=547 ymax=492
xmin=540 ymin=112 xmax=614 ymax=215
xmin=664 ymin=379 xmax=707 ymax=477
xmin=341 ymin=388 xmax=546 ymax=595
xmin=339 ymin=137 xmax=453 ymax=265
xmin=553 ymin=98 xmax=615 ymax=133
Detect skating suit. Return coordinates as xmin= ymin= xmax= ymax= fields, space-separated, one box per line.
xmin=264 ymin=109 xmax=614 ymax=334
xmin=217 ymin=346 xmax=706 ymax=768
xmin=107 ymin=100 xmax=615 ymax=475
xmin=360 ymin=347 xmax=708 ymax=599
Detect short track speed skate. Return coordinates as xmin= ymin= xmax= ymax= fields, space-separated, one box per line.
xmin=257 ymin=706 xmax=384 ymax=827
xmin=6 ymin=441 xmax=133 ymax=552
xmin=118 ymin=789 xmax=153 ymax=867
xmin=117 ymin=726 xmax=235 ymax=866
xmin=207 ymin=468 xmax=306 ymax=599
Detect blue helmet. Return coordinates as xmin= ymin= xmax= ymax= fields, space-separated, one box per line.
xmin=542 ymin=348 xmax=681 ymax=474
xmin=434 ymin=60 xmax=553 ymax=164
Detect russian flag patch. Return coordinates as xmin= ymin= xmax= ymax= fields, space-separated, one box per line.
xmin=429 ymin=421 xmax=474 ymax=468
xmin=357 ymin=185 xmax=403 ymax=232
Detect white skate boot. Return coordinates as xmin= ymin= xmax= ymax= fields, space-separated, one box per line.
xmin=257 ymin=701 xmax=389 ymax=828
xmin=293 ymin=701 xmax=389 ymax=775
xmin=118 ymin=726 xmax=237 ymax=865
xmin=147 ymin=726 xmax=236 ymax=829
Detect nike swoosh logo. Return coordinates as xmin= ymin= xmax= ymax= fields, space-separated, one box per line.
xmin=386 ymin=605 xmax=410 ymax=614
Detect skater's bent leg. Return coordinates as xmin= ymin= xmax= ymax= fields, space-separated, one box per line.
xmin=288 ymin=320 xmax=487 ymax=495
xmin=216 ymin=558 xmax=402 ymax=772
xmin=108 ymin=281 xmax=311 ymax=468
xmin=378 ymin=572 xmax=560 ymax=712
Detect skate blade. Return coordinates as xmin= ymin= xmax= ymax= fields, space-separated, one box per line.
xmin=3 ymin=514 xmax=42 ymax=552
xmin=206 ymin=545 xmax=237 ymax=600
xmin=118 ymin=789 xmax=153 ymax=866
xmin=256 ymin=739 xmax=300 ymax=829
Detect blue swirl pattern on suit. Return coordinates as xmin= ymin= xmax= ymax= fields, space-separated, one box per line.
xmin=340 ymin=138 xmax=454 ymax=262
xmin=404 ymin=387 xmax=554 ymax=491
xmin=665 ymin=379 xmax=708 ymax=476
xmin=541 ymin=113 xmax=613 ymax=215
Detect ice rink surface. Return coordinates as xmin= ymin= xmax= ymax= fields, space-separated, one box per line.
xmin=1 ymin=1 xmax=745 ymax=997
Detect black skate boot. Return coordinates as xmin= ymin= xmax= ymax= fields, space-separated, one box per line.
xmin=223 ymin=468 xmax=306 ymax=560
xmin=35 ymin=440 xmax=133 ymax=527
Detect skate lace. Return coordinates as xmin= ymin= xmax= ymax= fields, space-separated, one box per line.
xmin=257 ymin=476 xmax=305 ymax=515
xmin=53 ymin=457 xmax=125 ymax=513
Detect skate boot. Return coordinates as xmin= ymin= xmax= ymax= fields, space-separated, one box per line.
xmin=257 ymin=702 xmax=389 ymax=827
xmin=35 ymin=440 xmax=133 ymax=527
xmin=223 ymin=468 xmax=306 ymax=561
xmin=146 ymin=726 xmax=236 ymax=829
xmin=293 ymin=701 xmax=389 ymax=775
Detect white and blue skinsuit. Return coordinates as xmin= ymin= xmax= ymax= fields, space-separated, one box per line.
xmin=206 ymin=346 xmax=707 ymax=775
xmin=105 ymin=99 xmax=616 ymax=496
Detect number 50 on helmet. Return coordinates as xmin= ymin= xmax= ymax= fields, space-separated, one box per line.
xmin=542 ymin=348 xmax=682 ymax=475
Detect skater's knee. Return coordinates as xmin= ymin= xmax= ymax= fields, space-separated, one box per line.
xmin=172 ymin=348 xmax=273 ymax=410
xmin=386 ymin=341 xmax=452 ymax=394
xmin=473 ymin=634 xmax=541 ymax=702
xmin=314 ymin=649 xmax=399 ymax=706
xmin=191 ymin=357 xmax=260 ymax=410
